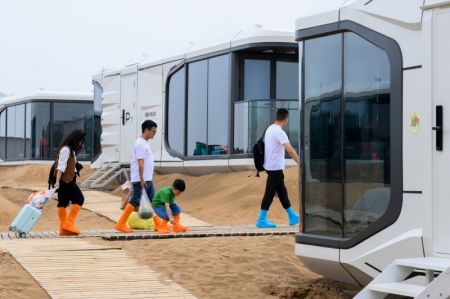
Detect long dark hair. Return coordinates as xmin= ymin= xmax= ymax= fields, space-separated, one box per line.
xmin=58 ymin=129 xmax=86 ymax=155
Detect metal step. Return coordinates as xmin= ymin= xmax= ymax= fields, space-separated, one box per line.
xmin=370 ymin=282 xmax=425 ymax=297
xmin=396 ymin=258 xmax=450 ymax=272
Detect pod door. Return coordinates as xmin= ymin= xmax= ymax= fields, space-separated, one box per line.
xmin=432 ymin=7 xmax=450 ymax=255
xmin=120 ymin=72 xmax=138 ymax=163
xmin=298 ymin=23 xmax=402 ymax=248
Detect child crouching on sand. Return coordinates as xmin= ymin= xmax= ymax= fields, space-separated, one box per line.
xmin=152 ymin=179 xmax=187 ymax=234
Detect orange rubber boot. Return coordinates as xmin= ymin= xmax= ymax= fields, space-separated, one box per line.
xmin=157 ymin=219 xmax=169 ymax=234
xmin=57 ymin=207 xmax=75 ymax=236
xmin=173 ymin=214 xmax=188 ymax=232
xmin=153 ymin=215 xmax=160 ymax=232
xmin=62 ymin=204 xmax=81 ymax=235
xmin=114 ymin=203 xmax=134 ymax=233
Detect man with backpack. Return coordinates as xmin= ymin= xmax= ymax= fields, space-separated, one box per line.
xmin=256 ymin=108 xmax=300 ymax=228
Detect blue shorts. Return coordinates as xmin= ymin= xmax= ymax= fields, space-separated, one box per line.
xmin=129 ymin=181 xmax=155 ymax=208
xmin=154 ymin=203 xmax=182 ymax=221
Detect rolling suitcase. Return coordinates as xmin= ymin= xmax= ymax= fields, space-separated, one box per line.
xmin=9 ymin=189 xmax=56 ymax=238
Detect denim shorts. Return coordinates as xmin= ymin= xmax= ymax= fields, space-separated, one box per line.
xmin=154 ymin=203 xmax=181 ymax=221
xmin=129 ymin=181 xmax=155 ymax=208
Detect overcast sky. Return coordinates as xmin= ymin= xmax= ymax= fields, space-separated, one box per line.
xmin=0 ymin=0 xmax=345 ymax=95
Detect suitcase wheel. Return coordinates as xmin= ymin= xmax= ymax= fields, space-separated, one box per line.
xmin=18 ymin=232 xmax=27 ymax=238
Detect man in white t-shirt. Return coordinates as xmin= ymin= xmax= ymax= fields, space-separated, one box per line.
xmin=115 ymin=120 xmax=157 ymax=233
xmin=256 ymin=108 xmax=300 ymax=228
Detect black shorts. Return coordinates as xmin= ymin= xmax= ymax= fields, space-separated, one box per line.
xmin=57 ymin=180 xmax=84 ymax=208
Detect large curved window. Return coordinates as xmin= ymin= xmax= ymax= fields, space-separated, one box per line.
xmin=167 ymin=54 xmax=231 ymax=157
xmin=0 ymin=110 xmax=5 ymax=160
xmin=302 ymin=29 xmax=396 ymax=243
xmin=0 ymin=101 xmax=96 ymax=161
xmin=167 ymin=67 xmax=186 ymax=155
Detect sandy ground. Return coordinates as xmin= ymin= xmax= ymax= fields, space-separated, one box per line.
xmin=0 ymin=250 xmax=49 ymax=298
xmin=0 ymin=165 xmax=361 ymax=299
xmin=92 ymin=236 xmax=359 ymax=299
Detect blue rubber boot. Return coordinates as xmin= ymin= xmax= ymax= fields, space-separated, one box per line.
xmin=286 ymin=207 xmax=299 ymax=225
xmin=256 ymin=210 xmax=276 ymax=228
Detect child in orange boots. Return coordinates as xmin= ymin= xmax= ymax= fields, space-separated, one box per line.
xmin=152 ymin=179 xmax=187 ymax=234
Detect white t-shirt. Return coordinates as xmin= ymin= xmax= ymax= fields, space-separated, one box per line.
xmin=263 ymin=124 xmax=290 ymax=171
xmin=130 ymin=137 xmax=154 ymax=182
xmin=57 ymin=146 xmax=77 ymax=173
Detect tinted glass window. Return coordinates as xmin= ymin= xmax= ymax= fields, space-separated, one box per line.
xmin=6 ymin=105 xmax=25 ymax=160
xmin=304 ymin=34 xmax=343 ymax=237
xmin=276 ymin=61 xmax=299 ymax=100
xmin=168 ymin=67 xmax=185 ymax=155
xmin=244 ymin=59 xmax=270 ymax=100
xmin=234 ymin=101 xmax=271 ymax=154
xmin=25 ymin=102 xmax=50 ymax=159
xmin=53 ymin=102 xmax=93 ymax=160
xmin=276 ymin=100 xmax=299 ymax=152
xmin=208 ymin=54 xmax=230 ymax=155
xmin=93 ymin=81 xmax=103 ymax=159
xmin=187 ymin=60 xmax=208 ymax=156
xmin=343 ymin=32 xmax=390 ymax=237
xmin=0 ymin=110 xmax=5 ymax=160
xmin=302 ymin=32 xmax=393 ymax=240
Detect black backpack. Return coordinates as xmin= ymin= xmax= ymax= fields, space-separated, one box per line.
xmin=48 ymin=160 xmax=83 ymax=189
xmin=48 ymin=162 xmax=57 ymax=189
xmin=253 ymin=128 xmax=269 ymax=177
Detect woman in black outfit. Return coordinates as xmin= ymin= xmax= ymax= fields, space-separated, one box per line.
xmin=54 ymin=130 xmax=85 ymax=236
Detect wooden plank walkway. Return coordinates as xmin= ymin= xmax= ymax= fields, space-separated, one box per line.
xmin=1 ymin=225 xmax=297 ymax=240
xmin=81 ymin=190 xmax=211 ymax=227
xmin=0 ymin=239 xmax=196 ymax=299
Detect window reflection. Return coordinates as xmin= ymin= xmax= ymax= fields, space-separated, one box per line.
xmin=207 ymin=55 xmax=230 ymax=155
xmin=302 ymin=32 xmax=392 ymax=239
xmin=304 ymin=34 xmax=343 ymax=237
xmin=7 ymin=105 xmax=25 ymax=160
xmin=244 ymin=59 xmax=270 ymax=100
xmin=53 ymin=102 xmax=94 ymax=160
xmin=168 ymin=67 xmax=186 ymax=155
xmin=343 ymin=32 xmax=391 ymax=237
xmin=0 ymin=110 xmax=5 ymax=160
xmin=187 ymin=60 xmax=208 ymax=156
xmin=25 ymin=103 xmax=50 ymax=159
xmin=93 ymin=82 xmax=103 ymax=159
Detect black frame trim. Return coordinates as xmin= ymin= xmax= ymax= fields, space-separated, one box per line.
xmin=403 ymin=190 xmax=422 ymax=194
xmin=403 ymin=65 xmax=422 ymax=71
xmin=296 ymin=20 xmax=403 ymax=249
xmin=164 ymin=60 xmax=186 ymax=159
xmin=364 ymin=262 xmax=382 ymax=273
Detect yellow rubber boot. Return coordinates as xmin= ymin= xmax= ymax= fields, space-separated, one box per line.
xmin=62 ymin=204 xmax=81 ymax=235
xmin=173 ymin=214 xmax=188 ymax=232
xmin=114 ymin=203 xmax=134 ymax=233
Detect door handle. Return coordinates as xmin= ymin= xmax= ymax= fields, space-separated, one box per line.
xmin=121 ymin=109 xmax=125 ymax=126
xmin=434 ymin=105 xmax=443 ymax=151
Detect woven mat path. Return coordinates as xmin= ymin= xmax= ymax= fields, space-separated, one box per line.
xmin=1 ymin=225 xmax=297 ymax=240
xmin=0 ymin=238 xmax=195 ymax=299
